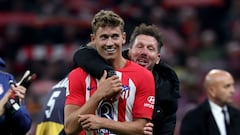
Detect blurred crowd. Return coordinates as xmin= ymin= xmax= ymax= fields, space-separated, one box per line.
xmin=0 ymin=0 xmax=240 ymax=135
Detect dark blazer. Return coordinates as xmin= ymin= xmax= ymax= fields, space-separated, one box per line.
xmin=151 ymin=61 xmax=180 ymax=135
xmin=180 ymin=99 xmax=240 ymax=135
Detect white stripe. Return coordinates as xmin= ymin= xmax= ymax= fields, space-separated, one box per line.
xmin=52 ymin=44 xmax=64 ymax=60
xmin=126 ymin=79 xmax=136 ymax=121
xmin=112 ymin=71 xmax=121 ymax=121
xmin=33 ymin=45 xmax=46 ymax=60
xmin=85 ymin=74 xmax=91 ymax=101
xmin=63 ymin=78 xmax=69 ymax=96
xmin=85 ymin=74 xmax=95 ymax=135
xmin=52 ymin=77 xmax=68 ymax=89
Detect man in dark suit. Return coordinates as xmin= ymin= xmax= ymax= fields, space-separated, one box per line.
xmin=180 ymin=69 xmax=240 ymax=135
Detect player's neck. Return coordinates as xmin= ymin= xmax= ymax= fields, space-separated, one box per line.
xmin=107 ymin=57 xmax=127 ymax=69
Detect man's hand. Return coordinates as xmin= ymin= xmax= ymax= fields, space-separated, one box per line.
xmin=96 ymin=70 xmax=122 ymax=101
xmin=144 ymin=122 xmax=153 ymax=135
xmin=11 ymin=85 xmax=27 ymax=100
xmin=78 ymin=114 xmax=103 ymax=131
xmin=1 ymin=85 xmax=27 ymax=115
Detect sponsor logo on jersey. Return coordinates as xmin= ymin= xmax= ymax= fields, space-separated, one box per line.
xmin=144 ymin=96 xmax=155 ymax=109
xmin=97 ymin=128 xmax=114 ymax=134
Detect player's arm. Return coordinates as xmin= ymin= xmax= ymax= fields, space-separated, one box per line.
xmin=0 ymin=90 xmax=11 ymax=116
xmin=73 ymin=46 xmax=114 ymax=79
xmin=64 ymin=94 xmax=105 ymax=134
xmin=64 ymin=70 xmax=122 ymax=135
xmin=79 ymin=114 xmax=148 ymax=135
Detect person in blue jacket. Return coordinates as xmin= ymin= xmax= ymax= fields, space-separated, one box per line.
xmin=0 ymin=57 xmax=32 ymax=135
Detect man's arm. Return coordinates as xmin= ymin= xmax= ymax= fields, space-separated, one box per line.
xmin=104 ymin=118 xmax=147 ymax=135
xmin=78 ymin=114 xmax=147 ymax=135
xmin=64 ymin=71 xmax=122 ymax=135
xmin=10 ymin=104 xmax=32 ymax=135
xmin=64 ymin=92 xmax=106 ymax=135
xmin=0 ymin=90 xmax=11 ymax=116
xmin=1 ymin=86 xmax=32 ymax=134
xmin=73 ymin=46 xmax=114 ymax=79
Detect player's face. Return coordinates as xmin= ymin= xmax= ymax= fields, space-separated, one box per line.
xmin=212 ymin=74 xmax=235 ymax=106
xmin=92 ymin=26 xmax=126 ymax=61
xmin=129 ymin=34 xmax=160 ymax=70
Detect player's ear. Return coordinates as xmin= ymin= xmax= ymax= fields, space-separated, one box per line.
xmin=156 ymin=54 xmax=160 ymax=64
xmin=90 ymin=33 xmax=95 ymax=41
xmin=122 ymin=32 xmax=126 ymax=44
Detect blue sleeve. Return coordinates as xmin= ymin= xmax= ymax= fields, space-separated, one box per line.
xmin=0 ymin=114 xmax=6 ymax=124
xmin=6 ymin=102 xmax=32 ymax=134
xmin=0 ymin=72 xmax=32 ymax=134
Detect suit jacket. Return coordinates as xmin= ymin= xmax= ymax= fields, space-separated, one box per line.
xmin=180 ymin=99 xmax=240 ymax=135
xmin=151 ymin=61 xmax=180 ymax=135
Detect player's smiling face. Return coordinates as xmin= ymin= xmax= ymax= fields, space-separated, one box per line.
xmin=92 ymin=26 xmax=126 ymax=61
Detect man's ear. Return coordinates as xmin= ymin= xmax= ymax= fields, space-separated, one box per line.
xmin=127 ymin=48 xmax=132 ymax=59
xmin=90 ymin=33 xmax=95 ymax=41
xmin=156 ymin=54 xmax=161 ymax=64
xmin=208 ymin=87 xmax=216 ymax=98
xmin=122 ymin=32 xmax=126 ymax=44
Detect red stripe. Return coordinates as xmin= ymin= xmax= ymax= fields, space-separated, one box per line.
xmin=46 ymin=44 xmax=52 ymax=58
xmin=24 ymin=46 xmax=33 ymax=60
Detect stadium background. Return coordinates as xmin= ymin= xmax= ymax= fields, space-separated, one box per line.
xmin=0 ymin=0 xmax=240 ymax=134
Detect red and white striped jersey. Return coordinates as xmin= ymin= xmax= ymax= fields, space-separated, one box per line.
xmin=66 ymin=60 xmax=155 ymax=135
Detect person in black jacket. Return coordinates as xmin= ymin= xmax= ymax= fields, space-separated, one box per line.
xmin=180 ymin=69 xmax=240 ymax=135
xmin=74 ymin=23 xmax=180 ymax=135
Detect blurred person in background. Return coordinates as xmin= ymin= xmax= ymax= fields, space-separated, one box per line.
xmin=35 ymin=77 xmax=68 ymax=135
xmin=180 ymin=69 xmax=240 ymax=135
xmin=35 ymin=42 xmax=95 ymax=135
xmin=0 ymin=57 xmax=32 ymax=135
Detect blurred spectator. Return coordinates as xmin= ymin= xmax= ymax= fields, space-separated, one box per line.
xmin=196 ymin=29 xmax=225 ymax=71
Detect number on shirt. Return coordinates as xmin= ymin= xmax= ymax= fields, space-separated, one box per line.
xmin=45 ymin=91 xmax=61 ymax=118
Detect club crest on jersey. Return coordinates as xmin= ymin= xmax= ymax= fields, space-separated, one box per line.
xmin=120 ymin=85 xmax=130 ymax=99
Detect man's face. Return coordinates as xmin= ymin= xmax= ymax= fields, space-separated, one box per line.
xmin=129 ymin=34 xmax=160 ymax=70
xmin=92 ymin=26 xmax=126 ymax=61
xmin=211 ymin=73 xmax=235 ymax=106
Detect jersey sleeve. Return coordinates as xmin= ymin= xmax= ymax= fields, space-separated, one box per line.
xmin=65 ymin=68 xmax=86 ymax=106
xmin=132 ymin=69 xmax=155 ymax=120
xmin=7 ymin=104 xmax=32 ymax=135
